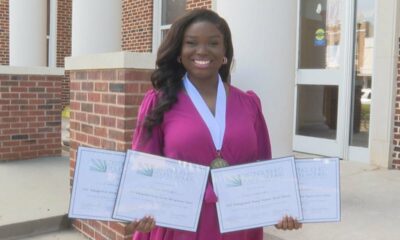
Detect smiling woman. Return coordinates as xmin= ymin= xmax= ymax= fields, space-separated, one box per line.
xmin=128 ymin=9 xmax=302 ymax=240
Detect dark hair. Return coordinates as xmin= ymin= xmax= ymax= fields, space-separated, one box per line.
xmin=143 ymin=9 xmax=234 ymax=134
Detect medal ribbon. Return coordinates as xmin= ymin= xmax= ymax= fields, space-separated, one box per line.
xmin=183 ymin=73 xmax=226 ymax=152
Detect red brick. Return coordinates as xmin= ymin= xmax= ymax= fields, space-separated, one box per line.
xmin=94 ymin=104 xmax=108 ymax=115
xmin=101 ymin=116 xmax=116 ymax=128
xmin=94 ymin=127 xmax=107 ymax=138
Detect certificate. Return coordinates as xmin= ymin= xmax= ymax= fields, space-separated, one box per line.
xmin=68 ymin=146 xmax=126 ymax=221
xmin=113 ymin=150 xmax=209 ymax=232
xmin=295 ymin=158 xmax=341 ymax=223
xmin=211 ymin=156 xmax=303 ymax=233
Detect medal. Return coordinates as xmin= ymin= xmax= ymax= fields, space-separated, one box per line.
xmin=211 ymin=152 xmax=229 ymax=169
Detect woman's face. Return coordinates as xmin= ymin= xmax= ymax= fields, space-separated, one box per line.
xmin=180 ymin=21 xmax=226 ymax=82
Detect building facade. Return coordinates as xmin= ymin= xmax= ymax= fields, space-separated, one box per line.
xmin=1 ymin=0 xmax=400 ymax=239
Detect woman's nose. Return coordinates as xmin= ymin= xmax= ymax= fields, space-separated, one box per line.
xmin=195 ymin=44 xmax=208 ymax=54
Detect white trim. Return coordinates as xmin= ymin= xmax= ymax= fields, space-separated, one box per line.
xmin=211 ymin=0 xmax=217 ymax=11
xmin=293 ymin=135 xmax=340 ymax=158
xmin=152 ymin=0 xmax=161 ymax=53
xmin=369 ymin=0 xmax=398 ymax=168
xmin=342 ymin=0 xmax=357 ymax=161
xmin=65 ymin=51 xmax=156 ymax=70
xmin=348 ymin=146 xmax=370 ymax=163
xmin=0 ymin=66 xmax=64 ymax=75
xmin=48 ymin=0 xmax=57 ymax=67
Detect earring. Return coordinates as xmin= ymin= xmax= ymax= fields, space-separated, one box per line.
xmin=223 ymin=57 xmax=228 ymax=64
xmin=177 ymin=56 xmax=182 ymax=63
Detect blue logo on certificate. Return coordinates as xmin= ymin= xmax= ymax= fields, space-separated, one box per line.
xmin=225 ymin=175 xmax=242 ymax=187
xmin=90 ymin=159 xmax=108 ymax=173
xmin=137 ymin=164 xmax=154 ymax=177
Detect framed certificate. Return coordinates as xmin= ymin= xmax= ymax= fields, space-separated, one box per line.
xmin=211 ymin=156 xmax=303 ymax=233
xmin=295 ymin=158 xmax=341 ymax=223
xmin=68 ymin=146 xmax=126 ymax=221
xmin=113 ymin=150 xmax=210 ymax=232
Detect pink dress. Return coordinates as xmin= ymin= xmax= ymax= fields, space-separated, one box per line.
xmin=131 ymin=85 xmax=272 ymax=240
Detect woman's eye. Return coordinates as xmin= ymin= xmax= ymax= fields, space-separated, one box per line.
xmin=209 ymin=42 xmax=219 ymax=46
xmin=185 ymin=41 xmax=196 ymax=46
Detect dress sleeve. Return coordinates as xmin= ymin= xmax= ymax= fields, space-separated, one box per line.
xmin=247 ymin=91 xmax=272 ymax=160
xmin=131 ymin=89 xmax=163 ymax=155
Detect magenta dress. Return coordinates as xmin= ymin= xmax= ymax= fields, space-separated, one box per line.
xmin=131 ymin=85 xmax=272 ymax=240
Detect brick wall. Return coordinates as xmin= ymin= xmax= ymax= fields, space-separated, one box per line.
xmin=392 ymin=38 xmax=400 ymax=170
xmin=0 ymin=74 xmax=62 ymax=161
xmin=186 ymin=0 xmax=212 ymax=9
xmin=57 ymin=0 xmax=72 ymax=108
xmin=69 ymin=68 xmax=152 ymax=240
xmin=122 ymin=0 xmax=153 ymax=52
xmin=121 ymin=0 xmax=212 ymax=52
xmin=0 ymin=0 xmax=9 ymax=65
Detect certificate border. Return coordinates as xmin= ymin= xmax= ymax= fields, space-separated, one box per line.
xmin=296 ymin=157 xmax=341 ymax=223
xmin=112 ymin=150 xmax=209 ymax=232
xmin=68 ymin=146 xmax=126 ymax=221
xmin=211 ymin=156 xmax=303 ymax=233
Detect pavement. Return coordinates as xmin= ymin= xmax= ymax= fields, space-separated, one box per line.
xmin=264 ymin=160 xmax=400 ymax=240
xmin=0 ymin=118 xmax=399 ymax=239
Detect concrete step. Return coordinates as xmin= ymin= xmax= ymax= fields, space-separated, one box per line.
xmin=0 ymin=215 xmax=71 ymax=240
xmin=20 ymin=228 xmax=88 ymax=240
xmin=0 ymin=155 xmax=72 ymax=239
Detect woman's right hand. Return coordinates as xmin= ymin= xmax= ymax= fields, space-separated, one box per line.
xmin=127 ymin=216 xmax=156 ymax=233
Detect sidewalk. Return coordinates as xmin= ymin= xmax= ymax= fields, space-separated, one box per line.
xmin=1 ymin=151 xmax=399 ymax=239
xmin=263 ymin=161 xmax=400 ymax=240
xmin=0 ymin=152 xmax=86 ymax=239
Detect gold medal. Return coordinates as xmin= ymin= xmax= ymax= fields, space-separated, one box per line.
xmin=210 ymin=152 xmax=229 ymax=169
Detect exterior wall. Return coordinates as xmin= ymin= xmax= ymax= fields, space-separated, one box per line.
xmin=122 ymin=0 xmax=153 ymax=52
xmin=0 ymin=0 xmax=9 ymax=65
xmin=392 ymin=38 xmax=400 ymax=170
xmin=0 ymin=74 xmax=62 ymax=161
xmin=216 ymin=0 xmax=297 ymax=157
xmin=57 ymin=0 xmax=72 ymax=67
xmin=57 ymin=0 xmax=72 ymax=107
xmin=186 ymin=0 xmax=212 ymax=9
xmin=121 ymin=0 xmax=212 ymax=52
xmin=69 ymin=68 xmax=152 ymax=240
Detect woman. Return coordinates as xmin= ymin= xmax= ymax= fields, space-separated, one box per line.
xmin=129 ymin=9 xmax=302 ymax=240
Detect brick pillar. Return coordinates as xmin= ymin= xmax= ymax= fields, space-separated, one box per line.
xmin=392 ymin=38 xmax=400 ymax=170
xmin=57 ymin=0 xmax=72 ymax=107
xmin=69 ymin=68 xmax=153 ymax=240
xmin=0 ymin=0 xmax=9 ymax=65
xmin=121 ymin=0 xmax=153 ymax=52
xmin=0 ymin=73 xmax=62 ymax=161
xmin=186 ymin=0 xmax=212 ymax=9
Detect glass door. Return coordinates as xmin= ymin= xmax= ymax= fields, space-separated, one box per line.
xmin=293 ymin=0 xmax=350 ymax=157
xmin=294 ymin=0 xmax=375 ymax=161
xmin=347 ymin=0 xmax=375 ymax=162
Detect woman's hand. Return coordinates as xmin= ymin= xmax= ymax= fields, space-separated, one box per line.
xmin=126 ymin=216 xmax=156 ymax=233
xmin=275 ymin=215 xmax=302 ymax=230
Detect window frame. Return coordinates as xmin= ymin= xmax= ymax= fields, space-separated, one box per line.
xmin=152 ymin=0 xmax=185 ymax=52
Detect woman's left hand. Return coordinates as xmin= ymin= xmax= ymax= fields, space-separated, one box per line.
xmin=275 ymin=215 xmax=302 ymax=230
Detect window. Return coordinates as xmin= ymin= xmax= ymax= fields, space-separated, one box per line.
xmin=153 ymin=0 xmax=187 ymax=51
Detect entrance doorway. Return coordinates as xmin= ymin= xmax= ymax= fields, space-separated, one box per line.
xmin=293 ymin=0 xmax=375 ymax=162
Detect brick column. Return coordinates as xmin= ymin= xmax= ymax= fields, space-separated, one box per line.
xmin=0 ymin=0 xmax=9 ymax=65
xmin=68 ymin=53 xmax=154 ymax=239
xmin=57 ymin=0 xmax=72 ymax=107
xmin=0 ymin=70 xmax=63 ymax=161
xmin=392 ymin=38 xmax=400 ymax=170
xmin=121 ymin=0 xmax=153 ymax=52
xmin=186 ymin=0 xmax=212 ymax=9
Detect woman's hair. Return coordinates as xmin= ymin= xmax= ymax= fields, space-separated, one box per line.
xmin=143 ymin=9 xmax=234 ymax=134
